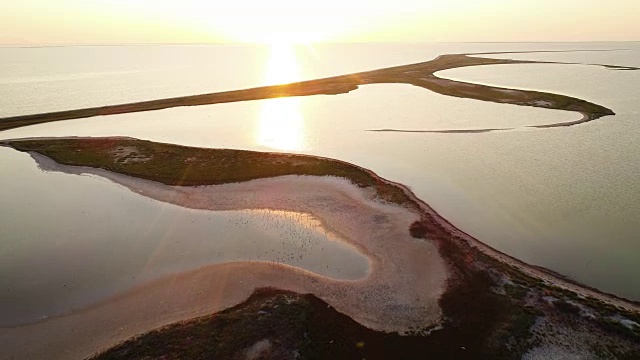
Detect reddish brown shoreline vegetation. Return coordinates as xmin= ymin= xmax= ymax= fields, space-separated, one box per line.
xmin=4 ymin=137 xmax=640 ymax=359
xmin=0 ymin=52 xmax=624 ymax=133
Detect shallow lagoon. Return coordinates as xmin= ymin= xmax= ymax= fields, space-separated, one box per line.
xmin=0 ymin=149 xmax=369 ymax=326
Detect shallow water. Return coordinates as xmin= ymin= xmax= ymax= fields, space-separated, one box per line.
xmin=0 ymin=149 xmax=369 ymax=326
xmin=1 ymin=43 xmax=639 ymax=311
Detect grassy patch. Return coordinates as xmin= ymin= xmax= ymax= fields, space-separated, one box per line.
xmin=504 ymin=283 xmax=529 ymax=301
xmin=7 ymin=138 xmax=418 ymax=210
xmin=553 ymin=300 xmax=581 ymax=315
xmin=597 ymin=318 xmax=640 ymax=340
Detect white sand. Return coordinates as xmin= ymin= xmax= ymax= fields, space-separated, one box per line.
xmin=0 ymin=153 xmax=448 ymax=360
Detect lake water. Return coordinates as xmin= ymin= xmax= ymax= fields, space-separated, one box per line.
xmin=1 ymin=43 xmax=639 ymax=320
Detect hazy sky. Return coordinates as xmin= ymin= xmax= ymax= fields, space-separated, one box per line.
xmin=1 ymin=0 xmax=638 ymax=45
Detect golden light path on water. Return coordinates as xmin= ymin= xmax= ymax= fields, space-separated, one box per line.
xmin=257 ymin=42 xmax=305 ymax=151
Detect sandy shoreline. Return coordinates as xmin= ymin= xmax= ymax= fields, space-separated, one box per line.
xmin=383 ymin=161 xmax=640 ymax=314
xmin=0 ymin=152 xmax=448 ymax=360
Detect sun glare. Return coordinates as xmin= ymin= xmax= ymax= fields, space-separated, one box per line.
xmin=263 ymin=40 xmax=301 ymax=85
xmin=257 ymin=42 xmax=305 ymax=151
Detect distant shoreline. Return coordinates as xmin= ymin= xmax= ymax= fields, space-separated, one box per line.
xmin=1 ymin=42 xmax=639 ymax=48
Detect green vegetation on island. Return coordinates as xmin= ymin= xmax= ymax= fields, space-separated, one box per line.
xmin=4 ymin=137 xmax=417 ymax=210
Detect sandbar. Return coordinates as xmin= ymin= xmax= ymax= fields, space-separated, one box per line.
xmin=0 ymin=151 xmax=447 ymax=360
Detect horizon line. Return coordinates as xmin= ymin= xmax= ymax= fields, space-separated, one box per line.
xmin=2 ymin=40 xmax=639 ymax=48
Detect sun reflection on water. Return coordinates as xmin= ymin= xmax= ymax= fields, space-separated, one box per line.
xmin=257 ymin=42 xmax=305 ymax=151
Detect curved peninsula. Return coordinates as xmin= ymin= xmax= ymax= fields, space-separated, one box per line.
xmin=2 ymin=137 xmax=639 ymax=360
xmin=0 ymin=52 xmax=629 ymax=133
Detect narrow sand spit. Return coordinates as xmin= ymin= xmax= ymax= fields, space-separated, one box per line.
xmin=0 ymin=53 xmax=621 ymax=133
xmin=0 ymin=153 xmax=448 ymax=360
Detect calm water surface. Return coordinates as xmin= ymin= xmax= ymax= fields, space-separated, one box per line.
xmin=436 ymin=57 xmax=640 ymax=297
xmin=1 ymin=43 xmax=639 ymax=318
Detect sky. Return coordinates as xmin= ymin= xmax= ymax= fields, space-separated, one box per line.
xmin=1 ymin=0 xmax=639 ymax=45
